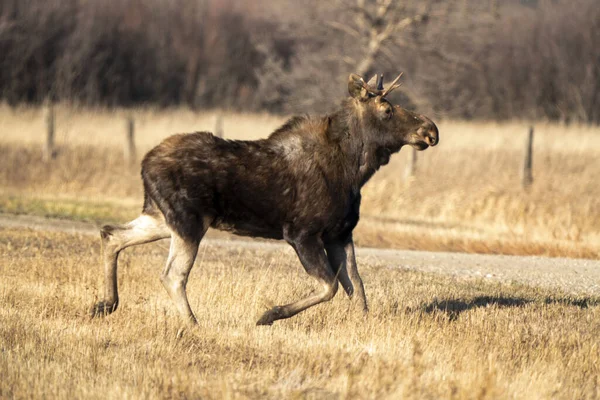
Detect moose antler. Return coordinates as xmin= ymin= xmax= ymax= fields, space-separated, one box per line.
xmin=355 ymin=73 xmax=403 ymax=97
xmin=376 ymin=74 xmax=384 ymax=91
xmin=381 ymin=73 xmax=403 ymax=97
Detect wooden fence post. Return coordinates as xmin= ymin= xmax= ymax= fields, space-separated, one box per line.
xmin=125 ymin=116 xmax=136 ymax=165
xmin=405 ymin=147 xmax=417 ymax=180
xmin=522 ymin=126 xmax=534 ymax=188
xmin=43 ymin=102 xmax=56 ymax=162
xmin=214 ymin=114 xmax=223 ymax=138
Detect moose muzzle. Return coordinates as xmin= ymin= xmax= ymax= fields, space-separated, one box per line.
xmin=419 ymin=115 xmax=439 ymax=147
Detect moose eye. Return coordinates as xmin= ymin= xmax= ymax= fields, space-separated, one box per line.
xmin=384 ymin=107 xmax=392 ymax=117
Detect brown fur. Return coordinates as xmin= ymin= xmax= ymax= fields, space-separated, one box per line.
xmin=91 ymin=74 xmax=439 ymax=325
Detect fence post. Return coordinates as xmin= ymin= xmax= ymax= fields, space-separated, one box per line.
xmin=125 ymin=116 xmax=136 ymax=165
xmin=405 ymin=147 xmax=417 ymax=180
xmin=522 ymin=126 xmax=534 ymax=189
xmin=214 ymin=114 xmax=223 ymax=138
xmin=43 ymin=102 xmax=56 ymax=162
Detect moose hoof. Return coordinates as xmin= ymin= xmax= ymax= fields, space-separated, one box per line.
xmin=359 ymin=304 xmax=369 ymax=315
xmin=90 ymin=301 xmax=118 ymax=318
xmin=256 ymin=306 xmax=284 ymax=326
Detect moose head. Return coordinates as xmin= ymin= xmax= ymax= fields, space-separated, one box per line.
xmin=347 ymin=73 xmax=439 ymax=153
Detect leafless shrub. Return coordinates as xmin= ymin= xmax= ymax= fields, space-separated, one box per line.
xmin=0 ymin=0 xmax=598 ymax=122
xmin=440 ymin=0 xmax=600 ymax=123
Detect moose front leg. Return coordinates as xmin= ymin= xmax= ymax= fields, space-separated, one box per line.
xmin=344 ymin=238 xmax=367 ymax=313
xmin=326 ymin=235 xmax=367 ymax=313
xmin=325 ymin=241 xmax=354 ymax=297
xmin=257 ymin=235 xmax=338 ymax=326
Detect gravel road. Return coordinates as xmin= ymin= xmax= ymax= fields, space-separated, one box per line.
xmin=2 ymin=213 xmax=599 ymax=296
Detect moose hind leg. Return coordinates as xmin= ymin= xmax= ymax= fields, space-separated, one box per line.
xmin=160 ymin=231 xmax=203 ymax=325
xmin=91 ymin=213 xmax=170 ymax=317
xmin=257 ymin=235 xmax=338 ymax=326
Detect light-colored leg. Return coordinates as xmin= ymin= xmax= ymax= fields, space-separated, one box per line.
xmin=160 ymin=232 xmax=201 ymax=325
xmin=92 ymin=213 xmax=170 ymax=317
xmin=257 ymin=235 xmax=338 ymax=325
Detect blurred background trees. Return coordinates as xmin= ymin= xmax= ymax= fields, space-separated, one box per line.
xmin=0 ymin=0 xmax=598 ymax=123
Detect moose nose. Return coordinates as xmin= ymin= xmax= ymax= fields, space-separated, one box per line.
xmin=422 ymin=119 xmax=439 ymax=147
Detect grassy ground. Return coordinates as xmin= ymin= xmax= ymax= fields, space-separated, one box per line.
xmin=1 ymin=227 xmax=599 ymax=399
xmin=2 ymin=105 xmax=599 ymax=399
xmin=0 ymin=104 xmax=598 ymax=258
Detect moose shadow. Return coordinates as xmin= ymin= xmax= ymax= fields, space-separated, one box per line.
xmin=417 ymin=295 xmax=597 ymax=321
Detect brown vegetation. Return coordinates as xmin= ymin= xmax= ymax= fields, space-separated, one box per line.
xmin=1 ymin=227 xmax=599 ymax=398
xmin=0 ymin=106 xmax=598 ymax=259
xmin=0 ymin=0 xmax=599 ymax=122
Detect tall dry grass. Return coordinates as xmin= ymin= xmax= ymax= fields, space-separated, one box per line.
xmin=0 ymin=103 xmax=284 ymax=149
xmin=0 ymin=104 xmax=599 ymax=258
xmin=1 ymin=227 xmax=599 ymax=399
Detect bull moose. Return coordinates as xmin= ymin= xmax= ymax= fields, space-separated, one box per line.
xmin=91 ymin=73 xmax=439 ymax=325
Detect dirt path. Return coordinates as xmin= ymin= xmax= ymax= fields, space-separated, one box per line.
xmin=2 ymin=213 xmax=599 ymax=296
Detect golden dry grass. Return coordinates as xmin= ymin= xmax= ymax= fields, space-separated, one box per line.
xmin=1 ymin=227 xmax=599 ymax=399
xmin=0 ymin=103 xmax=599 ymax=258
xmin=0 ymin=103 xmax=284 ymax=150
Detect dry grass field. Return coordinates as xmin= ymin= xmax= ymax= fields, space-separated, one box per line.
xmin=2 ymin=105 xmax=600 ymax=399
xmin=1 ymin=226 xmax=599 ymax=399
xmin=1 ymin=103 xmax=599 ymax=258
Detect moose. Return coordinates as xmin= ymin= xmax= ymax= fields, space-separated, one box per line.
xmin=91 ymin=73 xmax=439 ymax=325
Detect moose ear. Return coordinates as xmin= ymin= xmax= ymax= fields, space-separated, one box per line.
xmin=366 ymin=74 xmax=378 ymax=87
xmin=348 ymin=74 xmax=369 ymax=101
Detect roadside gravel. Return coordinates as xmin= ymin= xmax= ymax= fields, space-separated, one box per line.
xmin=2 ymin=213 xmax=598 ymax=296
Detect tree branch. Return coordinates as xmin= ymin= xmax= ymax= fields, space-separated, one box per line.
xmin=326 ymin=20 xmax=362 ymax=39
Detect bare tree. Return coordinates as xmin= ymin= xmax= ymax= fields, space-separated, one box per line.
xmin=328 ymin=0 xmax=431 ymax=77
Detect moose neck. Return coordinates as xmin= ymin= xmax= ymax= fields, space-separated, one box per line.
xmin=328 ymin=102 xmax=403 ymax=191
